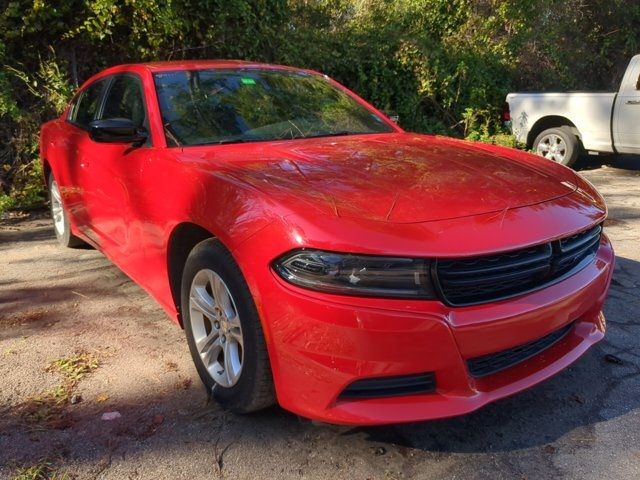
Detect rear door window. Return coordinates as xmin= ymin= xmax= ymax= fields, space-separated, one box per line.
xmin=100 ymin=74 xmax=148 ymax=131
xmin=68 ymin=79 xmax=108 ymax=128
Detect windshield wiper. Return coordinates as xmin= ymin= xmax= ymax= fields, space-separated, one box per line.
xmin=195 ymin=137 xmax=264 ymax=146
xmin=211 ymin=138 xmax=251 ymax=145
xmin=303 ymin=131 xmax=364 ymax=139
xmin=194 ymin=131 xmax=368 ymax=146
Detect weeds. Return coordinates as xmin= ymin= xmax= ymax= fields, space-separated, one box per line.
xmin=47 ymin=351 xmax=99 ymax=384
xmin=12 ymin=460 xmax=71 ymax=480
xmin=21 ymin=351 xmax=99 ymax=428
xmin=21 ymin=385 xmax=72 ymax=425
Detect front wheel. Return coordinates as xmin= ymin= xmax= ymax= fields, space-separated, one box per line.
xmin=48 ymin=174 xmax=84 ymax=248
xmin=181 ymin=238 xmax=275 ymax=413
xmin=533 ymin=126 xmax=580 ymax=167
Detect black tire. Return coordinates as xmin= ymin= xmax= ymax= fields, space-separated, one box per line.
xmin=48 ymin=174 xmax=85 ymax=248
xmin=533 ymin=126 xmax=580 ymax=167
xmin=181 ymin=238 xmax=275 ymax=413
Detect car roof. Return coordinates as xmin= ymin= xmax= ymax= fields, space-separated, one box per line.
xmin=97 ymin=60 xmax=322 ymax=76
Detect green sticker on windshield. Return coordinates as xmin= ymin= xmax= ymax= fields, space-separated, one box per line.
xmin=241 ymin=78 xmax=256 ymax=85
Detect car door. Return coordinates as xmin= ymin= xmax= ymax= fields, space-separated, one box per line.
xmin=79 ymin=73 xmax=151 ymax=256
xmin=57 ymin=78 xmax=109 ymax=231
xmin=613 ymin=57 xmax=640 ymax=154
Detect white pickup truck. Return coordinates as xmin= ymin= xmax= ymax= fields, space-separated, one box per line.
xmin=505 ymin=54 xmax=640 ymax=166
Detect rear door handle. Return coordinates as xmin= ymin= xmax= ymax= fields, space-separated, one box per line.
xmin=626 ymin=100 xmax=640 ymax=105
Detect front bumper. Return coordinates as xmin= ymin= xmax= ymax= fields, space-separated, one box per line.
xmin=242 ymin=234 xmax=614 ymax=425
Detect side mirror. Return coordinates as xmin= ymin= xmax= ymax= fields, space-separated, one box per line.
xmin=89 ymin=118 xmax=148 ymax=145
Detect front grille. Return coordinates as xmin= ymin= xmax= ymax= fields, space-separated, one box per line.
xmin=467 ymin=322 xmax=575 ymax=377
xmin=435 ymin=225 xmax=602 ymax=306
xmin=339 ymin=372 xmax=436 ymax=399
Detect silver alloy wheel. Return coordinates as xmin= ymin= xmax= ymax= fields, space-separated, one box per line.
xmin=536 ymin=133 xmax=567 ymax=163
xmin=50 ymin=180 xmax=65 ymax=236
xmin=189 ymin=269 xmax=244 ymax=388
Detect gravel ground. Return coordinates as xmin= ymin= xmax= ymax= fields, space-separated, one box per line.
xmin=0 ymin=155 xmax=639 ymax=480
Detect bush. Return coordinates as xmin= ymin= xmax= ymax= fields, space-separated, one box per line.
xmin=1 ymin=0 xmax=638 ymax=214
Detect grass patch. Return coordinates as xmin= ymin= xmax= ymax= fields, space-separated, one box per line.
xmin=12 ymin=460 xmax=71 ymax=480
xmin=47 ymin=351 xmax=99 ymax=384
xmin=21 ymin=385 xmax=72 ymax=426
xmin=21 ymin=351 xmax=99 ymax=428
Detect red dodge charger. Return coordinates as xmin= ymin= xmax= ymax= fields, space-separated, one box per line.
xmin=40 ymin=61 xmax=614 ymax=425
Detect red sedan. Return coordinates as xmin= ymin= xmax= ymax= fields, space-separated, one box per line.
xmin=40 ymin=61 xmax=613 ymax=425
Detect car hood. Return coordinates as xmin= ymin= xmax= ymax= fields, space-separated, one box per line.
xmin=188 ymin=133 xmax=579 ymax=224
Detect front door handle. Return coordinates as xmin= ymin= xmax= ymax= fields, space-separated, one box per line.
xmin=626 ymin=100 xmax=640 ymax=105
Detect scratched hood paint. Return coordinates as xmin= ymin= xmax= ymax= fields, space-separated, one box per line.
xmin=187 ymin=133 xmax=578 ymax=224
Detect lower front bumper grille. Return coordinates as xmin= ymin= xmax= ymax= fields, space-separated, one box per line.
xmin=339 ymin=372 xmax=436 ymax=399
xmin=467 ymin=322 xmax=575 ymax=378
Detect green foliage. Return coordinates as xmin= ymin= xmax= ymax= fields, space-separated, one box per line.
xmin=7 ymin=160 xmax=45 ymax=209
xmin=47 ymin=351 xmax=100 ymax=383
xmin=0 ymin=193 xmax=16 ymax=212
xmin=12 ymin=460 xmax=72 ymax=480
xmin=1 ymin=0 xmax=638 ymax=213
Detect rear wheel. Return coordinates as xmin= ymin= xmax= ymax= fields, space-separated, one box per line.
xmin=48 ymin=174 xmax=84 ymax=248
xmin=181 ymin=238 xmax=275 ymax=413
xmin=533 ymin=126 xmax=580 ymax=167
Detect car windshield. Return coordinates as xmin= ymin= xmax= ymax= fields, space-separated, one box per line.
xmin=153 ymin=69 xmax=394 ymax=146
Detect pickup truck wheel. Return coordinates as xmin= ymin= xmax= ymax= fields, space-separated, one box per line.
xmin=181 ymin=238 xmax=275 ymax=413
xmin=533 ymin=127 xmax=580 ymax=167
xmin=48 ymin=174 xmax=85 ymax=248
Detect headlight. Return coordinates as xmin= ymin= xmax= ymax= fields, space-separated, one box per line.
xmin=272 ymin=249 xmax=436 ymax=299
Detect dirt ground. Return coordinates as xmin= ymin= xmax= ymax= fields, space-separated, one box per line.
xmin=1 ymin=155 xmax=639 ymax=480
